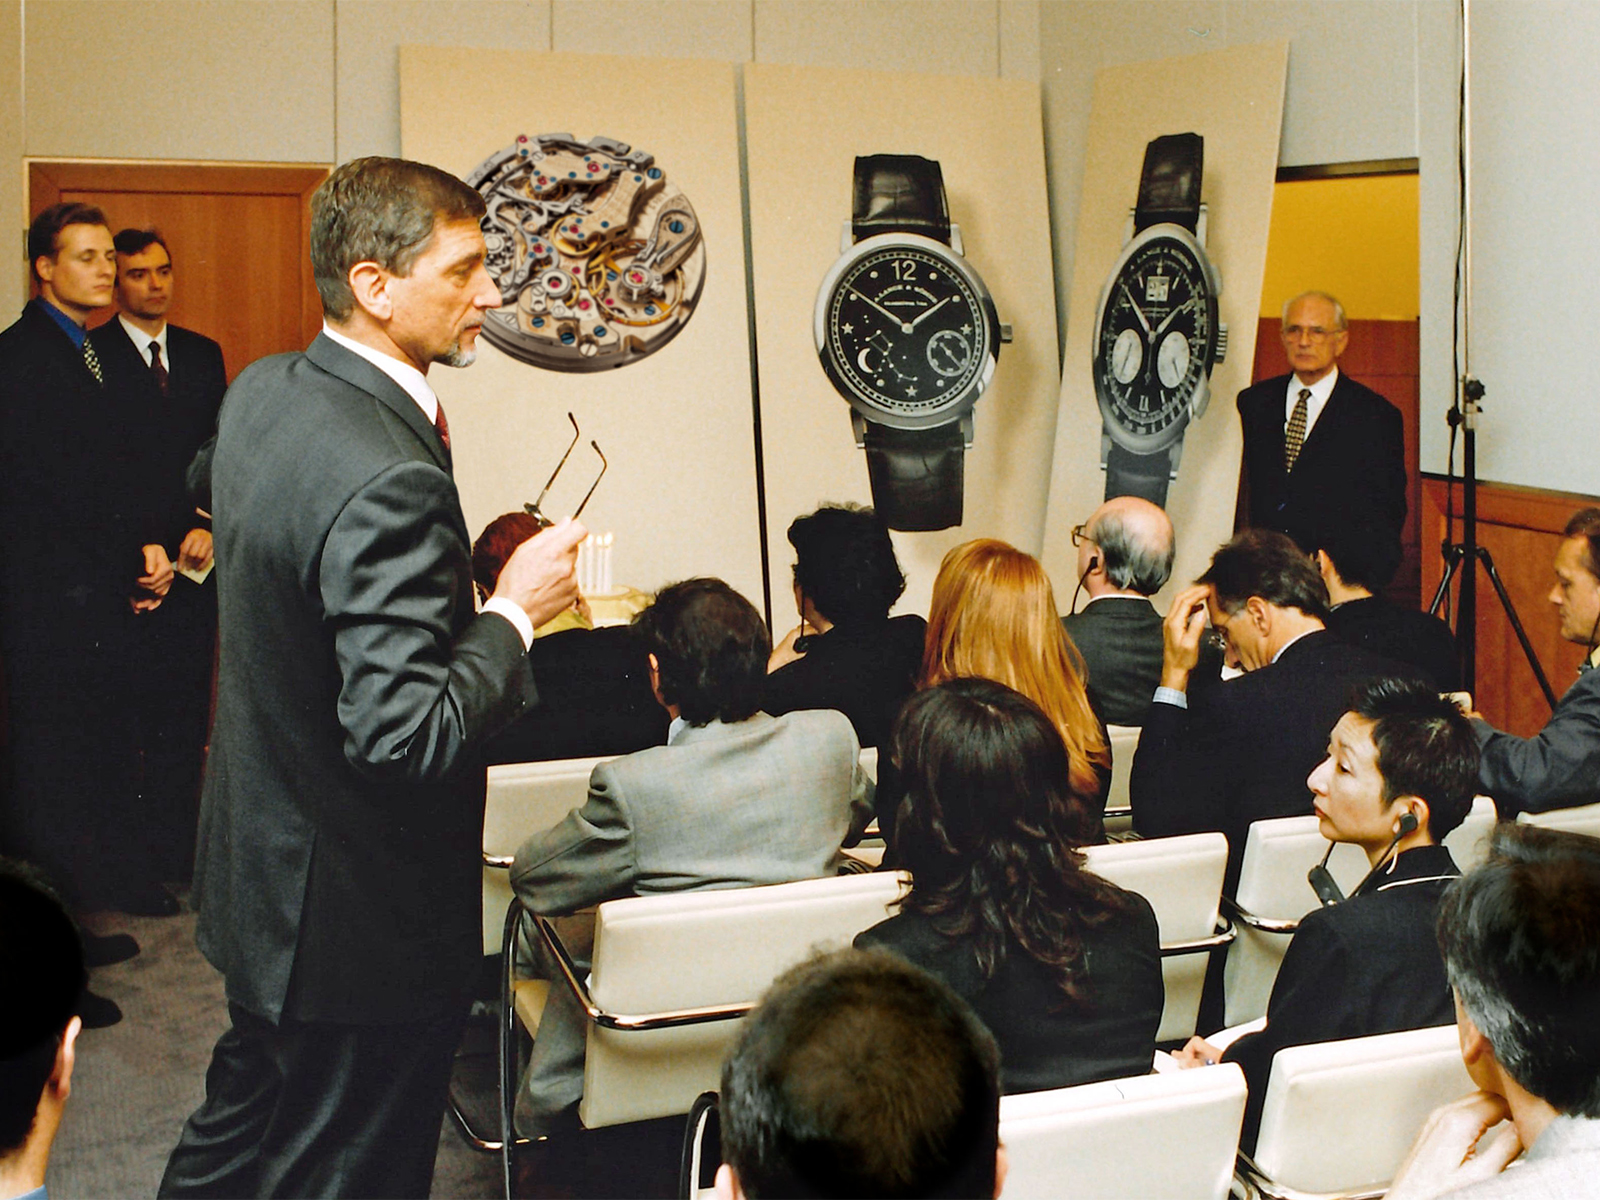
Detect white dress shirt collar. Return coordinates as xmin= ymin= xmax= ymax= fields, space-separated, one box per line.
xmin=119 ymin=314 xmax=168 ymax=366
xmin=320 ymin=322 xmax=438 ymax=423
xmin=1285 ymin=366 xmax=1339 ymax=441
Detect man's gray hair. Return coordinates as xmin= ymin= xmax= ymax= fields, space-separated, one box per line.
xmin=1092 ymin=506 xmax=1174 ymax=595
xmin=1281 ymin=290 xmax=1348 ymax=331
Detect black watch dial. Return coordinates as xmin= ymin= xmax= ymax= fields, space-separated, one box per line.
xmin=1094 ymin=233 xmax=1218 ymax=438
xmin=822 ymin=245 xmax=991 ymax=419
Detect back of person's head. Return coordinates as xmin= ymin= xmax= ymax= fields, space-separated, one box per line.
xmin=472 ymin=511 xmax=546 ymax=600
xmin=1564 ymin=507 xmax=1600 ymax=582
xmin=893 ymin=679 xmax=1130 ymax=1004
xmin=1314 ymin=515 xmax=1402 ymax=594
xmin=28 ymin=202 xmax=108 ymax=282
xmin=1437 ymin=824 xmax=1600 ymax=1116
xmin=1199 ymin=529 xmax=1330 ymax=621
xmin=0 ymin=861 xmax=86 ymax=1158
xmin=310 ymin=156 xmax=487 ymax=322
xmin=635 ymin=578 xmax=770 ymax=726
xmin=1347 ymin=676 xmax=1479 ymax=839
xmin=787 ymin=505 xmax=905 ymax=628
xmin=718 ymin=947 xmax=1002 ymax=1199
xmin=1089 ymin=498 xmax=1175 ymax=596
xmin=922 ymin=539 xmax=1106 ymax=796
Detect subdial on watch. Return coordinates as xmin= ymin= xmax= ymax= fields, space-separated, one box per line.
xmin=927 ymin=329 xmax=973 ymax=377
xmin=1112 ymin=328 xmax=1143 ymax=384
xmin=1157 ymin=330 xmax=1191 ymax=389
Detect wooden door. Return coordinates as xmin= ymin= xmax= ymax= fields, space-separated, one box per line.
xmin=29 ymin=162 xmax=327 ymax=382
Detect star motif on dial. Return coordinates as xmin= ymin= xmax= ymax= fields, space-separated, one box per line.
xmin=907 ymin=384 xmax=917 ymax=396
xmin=842 ymin=322 xmax=853 ymax=334
xmin=961 ymin=323 xmax=972 ymax=335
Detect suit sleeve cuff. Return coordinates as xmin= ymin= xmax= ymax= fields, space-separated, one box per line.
xmin=1153 ymin=686 xmax=1189 ymax=710
xmin=482 ymin=598 xmax=534 ymax=651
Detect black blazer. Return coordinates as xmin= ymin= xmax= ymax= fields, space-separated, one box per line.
xmin=1062 ymin=597 xmax=1164 ymax=726
xmin=193 ymin=334 xmax=536 ymax=1025
xmin=1131 ymin=631 xmax=1424 ymax=890
xmin=762 ymin=614 xmax=927 ymax=748
xmin=90 ymin=318 xmax=226 ymax=551
xmin=1326 ymin=595 xmax=1460 ymax=691
xmin=1224 ymin=845 xmax=1460 ymax=1151
xmin=1237 ymin=372 xmax=1407 ymax=554
xmin=856 ymin=891 xmax=1164 ymax=1094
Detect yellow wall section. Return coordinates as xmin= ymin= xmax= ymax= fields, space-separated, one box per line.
xmin=1259 ymin=174 xmax=1419 ymax=321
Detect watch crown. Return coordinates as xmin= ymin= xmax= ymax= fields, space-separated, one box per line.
xmin=1214 ymin=323 xmax=1228 ymax=365
xmin=999 ymin=323 xmax=1014 ymax=345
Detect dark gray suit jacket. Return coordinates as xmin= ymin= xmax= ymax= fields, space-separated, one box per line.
xmin=1062 ymin=596 xmax=1164 ymax=726
xmin=193 ymin=333 xmax=536 ymax=1025
xmin=1475 ymin=663 xmax=1600 ymax=816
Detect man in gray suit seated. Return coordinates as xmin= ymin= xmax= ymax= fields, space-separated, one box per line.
xmin=1386 ymin=823 xmax=1600 ymax=1200
xmin=510 ymin=577 xmax=872 ymax=1133
xmin=1061 ymin=495 xmax=1175 ymax=725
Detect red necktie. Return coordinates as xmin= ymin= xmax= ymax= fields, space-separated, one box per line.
xmin=434 ymin=401 xmax=451 ymax=455
xmin=149 ymin=341 xmax=169 ymax=396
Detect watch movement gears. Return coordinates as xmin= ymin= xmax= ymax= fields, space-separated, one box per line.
xmin=465 ymin=133 xmax=707 ymax=372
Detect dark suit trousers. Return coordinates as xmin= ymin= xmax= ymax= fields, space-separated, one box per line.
xmin=158 ymin=1000 xmax=467 ymax=1199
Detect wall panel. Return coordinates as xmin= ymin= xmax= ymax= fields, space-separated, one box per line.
xmin=552 ymin=0 xmax=750 ymax=60
xmin=753 ymin=0 xmax=997 ymax=76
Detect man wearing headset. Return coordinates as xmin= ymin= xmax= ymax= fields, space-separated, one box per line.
xmin=1472 ymin=507 xmax=1600 ymax=817
xmin=1174 ymin=676 xmax=1479 ymax=1153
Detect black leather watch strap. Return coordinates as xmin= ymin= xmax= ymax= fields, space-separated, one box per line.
xmin=1134 ymin=133 xmax=1203 ymax=234
xmin=1104 ymin=441 xmax=1173 ymax=507
xmin=852 ymin=155 xmax=951 ymax=244
xmin=862 ymin=420 xmax=965 ymax=532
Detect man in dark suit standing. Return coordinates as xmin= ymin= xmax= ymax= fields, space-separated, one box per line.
xmin=1061 ymin=495 xmax=1175 ymax=726
xmin=1132 ymin=530 xmax=1420 ymax=889
xmin=91 ymin=229 xmax=228 ymax=908
xmin=1237 ymin=292 xmax=1406 ymax=561
xmin=158 ymin=158 xmax=585 ymax=1199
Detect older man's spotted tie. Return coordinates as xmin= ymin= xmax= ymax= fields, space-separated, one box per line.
xmin=82 ymin=336 xmax=104 ymax=386
xmin=1285 ymin=388 xmax=1310 ymax=473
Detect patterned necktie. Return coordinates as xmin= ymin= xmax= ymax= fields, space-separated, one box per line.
xmin=149 ymin=341 xmax=169 ymax=396
xmin=1285 ymin=387 xmax=1310 ymax=473
xmin=82 ymin=335 xmax=104 ymax=386
xmin=433 ymin=401 xmax=451 ymax=458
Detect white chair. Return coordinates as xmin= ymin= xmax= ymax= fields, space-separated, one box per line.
xmin=858 ymin=744 xmax=879 ymax=783
xmin=1224 ymin=798 xmax=1498 ymax=1026
xmin=501 ymin=872 xmax=906 ymax=1197
xmin=1239 ymin=1024 xmax=1473 ymax=1199
xmin=1000 ymin=1064 xmax=1246 ymax=1200
xmin=1519 ymin=800 xmax=1600 ymax=838
xmin=1084 ymin=832 xmax=1233 ymax=1042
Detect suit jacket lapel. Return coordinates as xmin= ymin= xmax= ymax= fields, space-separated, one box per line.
xmin=304 ymin=333 xmax=449 ymax=472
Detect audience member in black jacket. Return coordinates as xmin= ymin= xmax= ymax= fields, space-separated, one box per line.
xmin=765 ymin=505 xmax=923 ymax=748
xmin=1314 ymin=517 xmax=1460 ymax=690
xmin=1176 ymin=677 xmax=1479 ymax=1151
xmin=858 ymin=680 xmax=1163 ymax=1093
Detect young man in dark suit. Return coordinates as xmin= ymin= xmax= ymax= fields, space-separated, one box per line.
xmin=91 ymin=229 xmax=229 ymax=908
xmin=1175 ymin=677 xmax=1476 ymax=1151
xmin=1236 ymin=291 xmax=1407 ymax=563
xmin=158 ymin=158 xmax=585 ymax=1199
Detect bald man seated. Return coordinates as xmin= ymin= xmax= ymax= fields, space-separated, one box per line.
xmin=1061 ymin=496 xmax=1177 ymax=726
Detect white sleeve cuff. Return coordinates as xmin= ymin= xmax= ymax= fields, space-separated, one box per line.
xmin=1153 ymin=686 xmax=1189 ymax=710
xmin=482 ymin=597 xmax=534 ymax=651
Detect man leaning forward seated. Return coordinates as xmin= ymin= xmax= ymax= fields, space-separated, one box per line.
xmin=509 ymin=577 xmax=872 ymax=1134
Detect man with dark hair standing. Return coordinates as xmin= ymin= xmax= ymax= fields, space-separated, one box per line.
xmin=0 ymin=862 xmax=88 ymax=1200
xmin=510 ymin=577 xmax=870 ymax=1133
xmin=1176 ymin=677 xmax=1478 ymax=1150
xmin=1471 ymin=507 xmax=1600 ymax=817
xmin=1132 ymin=529 xmax=1419 ymax=887
xmin=1315 ymin=517 xmax=1459 ymax=690
xmin=90 ymin=229 xmax=228 ymax=907
xmin=716 ymin=947 xmax=1005 ymax=1200
xmin=1061 ymin=495 xmax=1177 ymax=725
xmin=1387 ymin=823 xmax=1600 ymax=1199
xmin=159 ymin=157 xmax=585 ymax=1198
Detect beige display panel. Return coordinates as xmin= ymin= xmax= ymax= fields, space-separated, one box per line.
xmin=401 ymin=46 xmax=761 ymax=604
xmin=745 ymin=62 xmax=1059 ymax=622
xmin=1041 ymin=42 xmax=1288 ymax=609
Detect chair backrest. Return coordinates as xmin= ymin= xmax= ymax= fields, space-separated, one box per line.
xmin=1000 ymin=1065 xmax=1246 ymax=1200
xmin=1105 ymin=723 xmax=1140 ymax=814
xmin=1224 ymin=798 xmax=1498 ymax=1025
xmin=1084 ymin=832 xmax=1227 ymax=1042
xmin=580 ymin=871 xmax=906 ymax=1127
xmin=1252 ymin=1024 xmax=1473 ymax=1195
xmin=480 ymin=756 xmax=614 ymax=953
xmin=859 ymin=744 xmax=879 ymax=783
xmin=1519 ymin=800 xmax=1600 ymax=838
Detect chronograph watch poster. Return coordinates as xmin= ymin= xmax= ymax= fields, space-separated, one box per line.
xmin=1041 ymin=42 xmax=1289 ymax=609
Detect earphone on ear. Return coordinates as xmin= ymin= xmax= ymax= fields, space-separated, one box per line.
xmin=1087 ymin=555 xmax=1100 ymax=573
xmin=1396 ymin=810 xmax=1419 ymax=837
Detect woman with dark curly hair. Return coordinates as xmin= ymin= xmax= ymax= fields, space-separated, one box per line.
xmin=856 ymin=678 xmax=1164 ymax=1092
xmin=764 ymin=504 xmax=925 ymax=747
